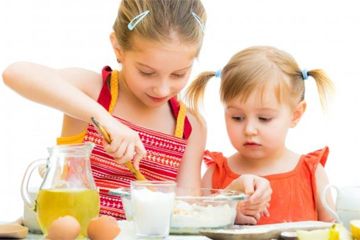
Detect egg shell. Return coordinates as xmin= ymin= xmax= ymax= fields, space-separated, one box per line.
xmin=46 ymin=215 xmax=81 ymax=240
xmin=87 ymin=215 xmax=120 ymax=240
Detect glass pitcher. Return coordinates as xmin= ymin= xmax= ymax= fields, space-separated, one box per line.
xmin=21 ymin=143 xmax=100 ymax=237
xmin=321 ymin=184 xmax=360 ymax=229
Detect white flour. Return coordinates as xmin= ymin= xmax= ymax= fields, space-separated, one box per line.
xmin=171 ymin=200 xmax=236 ymax=229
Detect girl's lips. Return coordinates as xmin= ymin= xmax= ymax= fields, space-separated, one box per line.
xmin=244 ymin=142 xmax=261 ymax=146
xmin=147 ymin=95 xmax=168 ymax=103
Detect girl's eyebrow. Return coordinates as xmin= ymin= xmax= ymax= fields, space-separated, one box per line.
xmin=226 ymin=106 xmax=278 ymax=113
xmin=226 ymin=106 xmax=240 ymax=110
xmin=136 ymin=62 xmax=155 ymax=70
xmin=256 ymin=108 xmax=278 ymax=113
xmin=136 ymin=62 xmax=192 ymax=72
xmin=173 ymin=65 xmax=193 ymax=72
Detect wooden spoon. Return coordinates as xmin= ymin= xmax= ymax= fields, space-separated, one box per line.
xmin=0 ymin=223 xmax=28 ymax=239
xmin=91 ymin=117 xmax=147 ymax=181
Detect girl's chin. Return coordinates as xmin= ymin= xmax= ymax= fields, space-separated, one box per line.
xmin=240 ymin=150 xmax=266 ymax=161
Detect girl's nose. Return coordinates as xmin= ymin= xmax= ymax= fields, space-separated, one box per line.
xmin=244 ymin=120 xmax=258 ymax=136
xmin=153 ymin=82 xmax=170 ymax=97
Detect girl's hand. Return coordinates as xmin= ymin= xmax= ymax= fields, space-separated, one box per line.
xmin=226 ymin=174 xmax=272 ymax=207
xmin=101 ymin=118 xmax=146 ymax=169
xmin=235 ymin=201 xmax=270 ymax=225
xmin=234 ymin=208 xmax=259 ymax=225
xmin=226 ymin=174 xmax=272 ymax=224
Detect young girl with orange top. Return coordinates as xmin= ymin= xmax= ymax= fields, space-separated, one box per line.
xmin=3 ymin=1 xmax=271 ymax=220
xmin=186 ymin=46 xmax=336 ymax=225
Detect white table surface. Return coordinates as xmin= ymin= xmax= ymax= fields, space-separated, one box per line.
xmin=24 ymin=220 xmax=211 ymax=239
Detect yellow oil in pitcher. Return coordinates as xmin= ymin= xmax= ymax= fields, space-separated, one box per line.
xmin=37 ymin=189 xmax=100 ymax=236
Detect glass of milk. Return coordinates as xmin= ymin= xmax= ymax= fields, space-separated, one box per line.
xmin=131 ymin=180 xmax=176 ymax=239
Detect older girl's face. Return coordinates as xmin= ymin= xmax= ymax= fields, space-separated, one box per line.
xmin=224 ymin=86 xmax=298 ymax=162
xmin=116 ymin=34 xmax=198 ymax=108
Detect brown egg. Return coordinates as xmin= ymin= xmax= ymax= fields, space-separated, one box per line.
xmin=46 ymin=215 xmax=81 ymax=240
xmin=87 ymin=215 xmax=120 ymax=240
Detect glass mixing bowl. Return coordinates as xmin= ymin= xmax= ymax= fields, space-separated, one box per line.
xmin=110 ymin=187 xmax=246 ymax=234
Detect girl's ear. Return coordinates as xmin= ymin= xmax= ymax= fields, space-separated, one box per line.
xmin=110 ymin=32 xmax=124 ymax=63
xmin=290 ymin=100 xmax=307 ymax=128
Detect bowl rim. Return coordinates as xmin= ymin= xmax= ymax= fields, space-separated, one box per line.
xmin=109 ymin=187 xmax=247 ymax=201
xmin=176 ymin=188 xmax=247 ymax=201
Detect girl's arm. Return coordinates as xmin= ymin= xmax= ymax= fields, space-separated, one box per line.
xmin=201 ymin=166 xmax=215 ymax=188
xmin=3 ymin=62 xmax=108 ymax=125
xmin=2 ymin=62 xmax=146 ymax=167
xmin=315 ymin=164 xmax=336 ymax=222
xmin=201 ymin=162 xmax=272 ymax=224
xmin=176 ymin=112 xmax=207 ymax=191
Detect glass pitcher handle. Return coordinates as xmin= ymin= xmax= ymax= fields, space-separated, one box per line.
xmin=321 ymin=184 xmax=341 ymax=223
xmin=21 ymin=159 xmax=47 ymax=211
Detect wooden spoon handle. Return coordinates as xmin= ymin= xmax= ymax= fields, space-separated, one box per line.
xmin=91 ymin=117 xmax=147 ymax=181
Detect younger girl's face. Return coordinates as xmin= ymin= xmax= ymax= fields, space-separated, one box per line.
xmin=118 ymin=35 xmax=198 ymax=108
xmin=224 ymin=87 xmax=297 ymax=162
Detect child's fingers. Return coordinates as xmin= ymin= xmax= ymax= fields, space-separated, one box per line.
xmin=103 ymin=141 xmax=118 ymax=155
xmin=262 ymin=207 xmax=270 ymax=217
xmin=133 ymin=140 xmax=146 ymax=170
xmin=113 ymin=141 xmax=127 ymax=160
xmin=235 ymin=213 xmax=257 ymax=225
xmin=253 ymin=212 xmax=261 ymax=221
xmin=240 ymin=175 xmax=255 ymax=195
xmin=132 ymin=153 xmax=142 ymax=170
xmin=225 ymin=175 xmax=246 ymax=192
xmin=135 ymin=139 xmax=146 ymax=155
xmin=103 ymin=137 xmax=122 ymax=155
xmin=118 ymin=142 xmax=135 ymax=164
xmin=249 ymin=177 xmax=272 ymax=203
xmin=240 ymin=208 xmax=261 ymax=216
xmin=239 ymin=202 xmax=263 ymax=211
xmin=239 ymin=204 xmax=268 ymax=217
xmin=247 ymin=196 xmax=270 ymax=208
xmin=237 ymin=200 xmax=263 ymax=210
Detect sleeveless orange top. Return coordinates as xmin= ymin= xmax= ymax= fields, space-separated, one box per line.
xmin=57 ymin=66 xmax=192 ymax=219
xmin=204 ymin=147 xmax=329 ymax=224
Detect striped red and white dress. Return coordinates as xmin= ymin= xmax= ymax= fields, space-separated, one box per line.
xmin=57 ymin=66 xmax=192 ymax=219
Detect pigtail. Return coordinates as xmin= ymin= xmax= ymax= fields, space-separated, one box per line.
xmin=307 ymin=69 xmax=335 ymax=109
xmin=185 ymin=71 xmax=216 ymax=121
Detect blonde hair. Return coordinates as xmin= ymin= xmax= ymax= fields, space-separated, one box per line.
xmin=186 ymin=46 xmax=334 ymax=118
xmin=113 ymin=0 xmax=206 ymax=53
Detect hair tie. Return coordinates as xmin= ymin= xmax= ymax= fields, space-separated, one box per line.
xmin=191 ymin=11 xmax=205 ymax=32
xmin=215 ymin=69 xmax=222 ymax=78
xmin=128 ymin=10 xmax=150 ymax=31
xmin=301 ymin=69 xmax=309 ymax=80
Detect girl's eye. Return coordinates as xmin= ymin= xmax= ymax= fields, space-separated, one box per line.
xmin=139 ymin=70 xmax=155 ymax=76
xmin=259 ymin=117 xmax=272 ymax=122
xmin=171 ymin=73 xmax=186 ymax=79
xmin=231 ymin=116 xmax=244 ymax=122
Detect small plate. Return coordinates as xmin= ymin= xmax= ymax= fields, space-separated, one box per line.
xmin=200 ymin=221 xmax=332 ymax=240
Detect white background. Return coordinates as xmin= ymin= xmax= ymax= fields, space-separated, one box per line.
xmin=1 ymin=0 xmax=359 ymax=221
